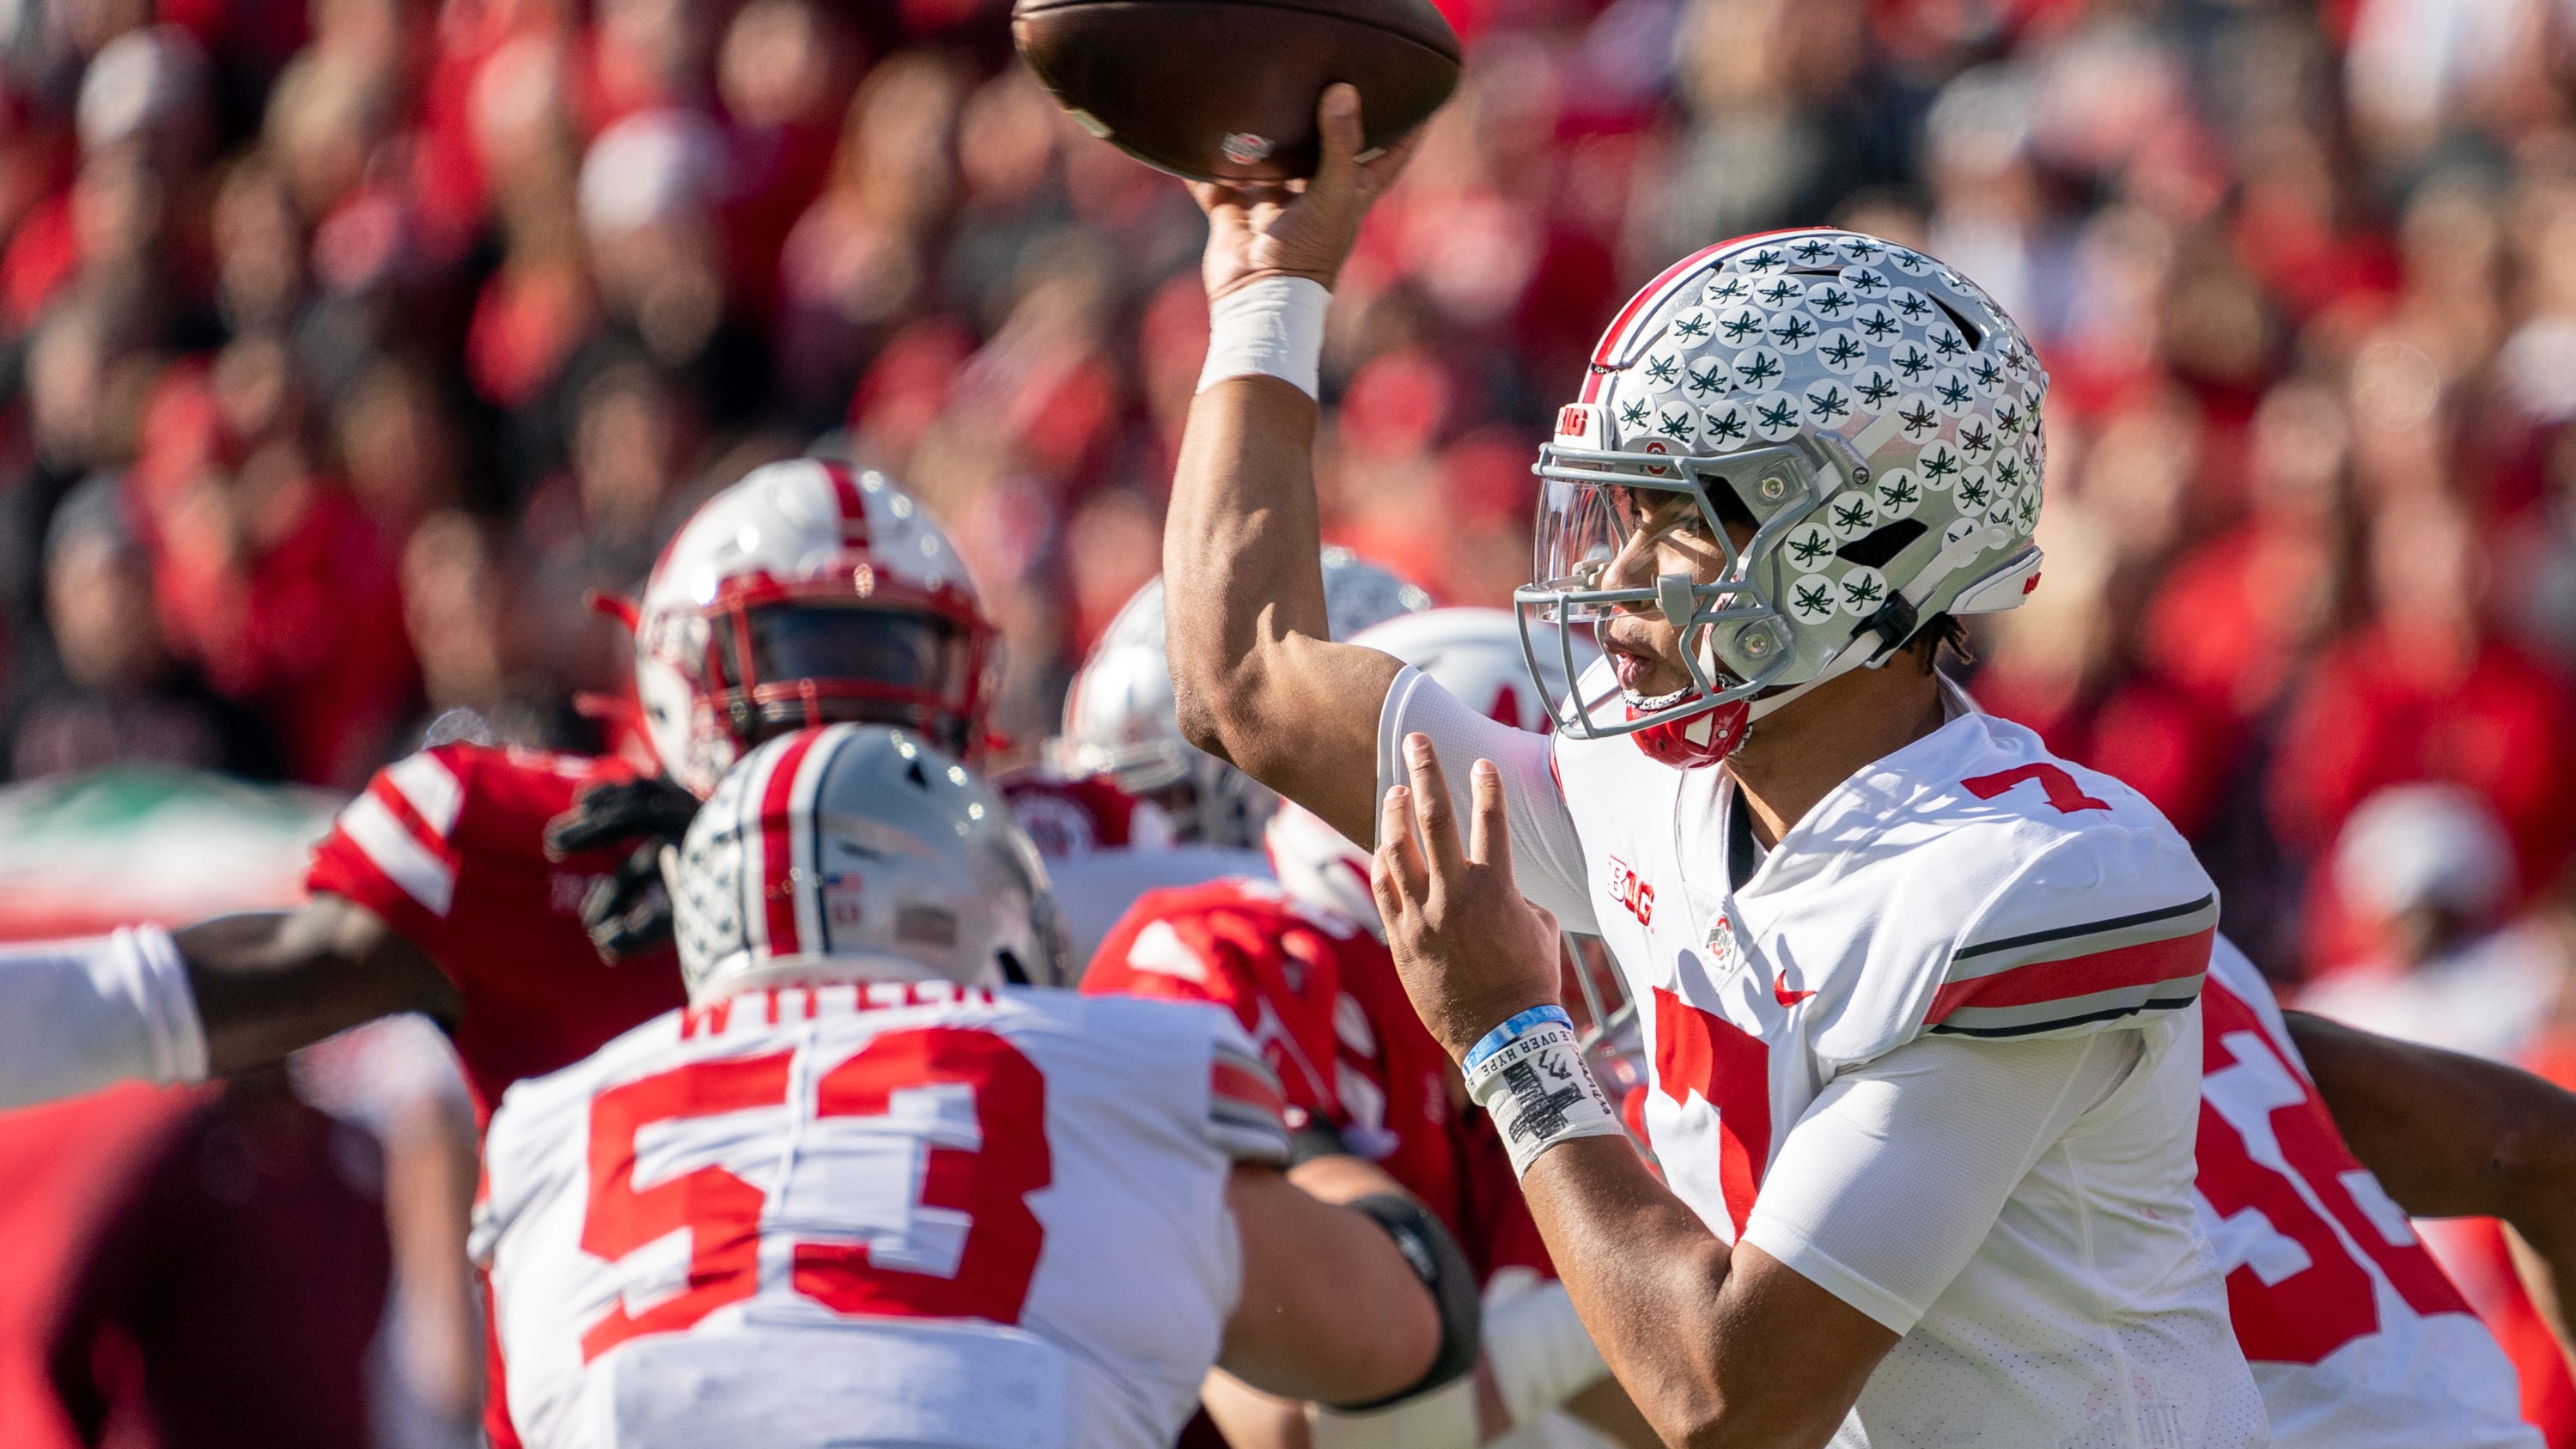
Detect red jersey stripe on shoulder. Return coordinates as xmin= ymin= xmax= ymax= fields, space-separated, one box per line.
xmin=1927 ymin=927 xmax=2214 ymax=1025
xmin=1212 ymin=1056 xmax=1287 ymax=1123
xmin=386 ymin=751 xmax=467 ymax=838
xmin=338 ymin=785 xmax=460 ymax=917
xmin=757 ymin=730 xmax=827 ymax=956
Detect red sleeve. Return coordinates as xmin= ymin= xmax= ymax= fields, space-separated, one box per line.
xmin=1082 ymin=890 xmax=1344 ymax=1123
xmin=305 ymin=745 xmax=478 ymax=952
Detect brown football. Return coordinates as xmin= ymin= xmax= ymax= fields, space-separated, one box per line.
xmin=1013 ymin=0 xmax=1461 ymax=182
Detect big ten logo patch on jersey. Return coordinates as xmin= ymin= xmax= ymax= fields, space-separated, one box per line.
xmin=1606 ymin=856 xmax=1654 ymax=927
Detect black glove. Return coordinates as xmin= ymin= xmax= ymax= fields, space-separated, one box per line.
xmin=544 ymin=775 xmax=703 ymax=964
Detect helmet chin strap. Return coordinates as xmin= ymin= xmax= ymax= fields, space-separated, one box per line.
xmin=1745 ymin=632 xmax=1879 ymax=721
xmin=1745 ymin=537 xmax=1974 ymax=722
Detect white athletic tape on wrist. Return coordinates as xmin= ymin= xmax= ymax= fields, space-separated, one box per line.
xmin=1197 ymin=276 xmax=1330 ymax=398
xmin=1306 ymin=1370 xmax=1478 ymax=1449
xmin=1483 ymin=1275 xmax=1610 ymax=1431
xmin=0 ymin=925 xmax=210 ymax=1109
xmin=1464 ymin=1008 xmax=1625 ymax=1179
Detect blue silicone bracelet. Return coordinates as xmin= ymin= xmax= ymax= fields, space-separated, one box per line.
xmin=1461 ymin=1004 xmax=1574 ymax=1077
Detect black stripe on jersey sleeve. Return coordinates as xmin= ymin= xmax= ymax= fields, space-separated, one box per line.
xmin=1952 ymin=893 xmax=2218 ymax=962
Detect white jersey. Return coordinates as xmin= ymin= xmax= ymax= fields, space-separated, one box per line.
xmin=1382 ymin=666 xmax=2268 ymax=1448
xmin=2196 ymin=941 xmax=2537 ymax=1448
xmin=473 ymin=980 xmax=1291 ymax=1449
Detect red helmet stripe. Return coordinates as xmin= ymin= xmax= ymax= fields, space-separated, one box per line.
xmin=758 ymin=728 xmax=828 ymax=956
xmin=822 ymin=463 xmax=871 ymax=550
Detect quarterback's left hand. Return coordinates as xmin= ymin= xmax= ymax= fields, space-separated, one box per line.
xmin=544 ymin=775 xmax=702 ymax=962
xmin=1373 ymin=734 xmax=1563 ymax=1062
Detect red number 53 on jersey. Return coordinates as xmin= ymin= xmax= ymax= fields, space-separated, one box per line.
xmin=577 ymin=1026 xmax=1050 ymax=1362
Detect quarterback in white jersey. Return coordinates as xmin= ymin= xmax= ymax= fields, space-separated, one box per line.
xmin=1376 ymin=661 xmax=2261 ymax=1446
xmin=473 ymin=724 xmax=1483 ymax=1449
xmin=1147 ymin=88 xmax=2259 ymax=1448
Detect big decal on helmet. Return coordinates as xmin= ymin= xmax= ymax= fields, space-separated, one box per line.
xmin=1515 ymin=228 xmax=2052 ymax=770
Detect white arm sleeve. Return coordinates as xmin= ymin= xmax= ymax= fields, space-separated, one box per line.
xmin=0 ymin=926 xmax=210 ymax=1108
xmin=1377 ymin=667 xmax=1597 ymax=933
xmin=1741 ymin=1026 xmax=2141 ymax=1335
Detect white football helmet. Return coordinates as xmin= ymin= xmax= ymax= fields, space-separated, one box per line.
xmin=1264 ymin=607 xmax=1600 ymax=933
xmin=665 ymin=723 xmax=1071 ymax=1002
xmin=635 ymin=458 xmax=994 ymax=797
xmin=1522 ymin=229 xmax=2049 ymax=769
xmin=1052 ymin=547 xmax=1432 ymax=847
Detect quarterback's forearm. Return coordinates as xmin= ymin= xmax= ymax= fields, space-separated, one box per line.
xmin=1165 ymin=373 xmax=1332 ymax=768
xmin=1164 ymin=376 xmax=1401 ymax=843
xmin=1519 ymin=1139 xmax=1867 ymax=1449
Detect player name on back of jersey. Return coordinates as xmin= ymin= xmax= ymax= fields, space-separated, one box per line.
xmin=673 ymin=979 xmax=1002 ymax=1039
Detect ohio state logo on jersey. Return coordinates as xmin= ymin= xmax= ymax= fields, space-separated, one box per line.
xmin=1704 ymin=913 xmax=1741 ymax=977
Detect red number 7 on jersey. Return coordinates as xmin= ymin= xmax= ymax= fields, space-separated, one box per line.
xmin=577 ymin=1026 xmax=1051 ymax=1362
xmin=1961 ymin=763 xmax=2110 ymax=814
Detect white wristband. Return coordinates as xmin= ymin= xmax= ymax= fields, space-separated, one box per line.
xmin=1464 ymin=1011 xmax=1625 ymax=1179
xmin=0 ymin=925 xmax=210 ymax=1108
xmin=1197 ymin=276 xmax=1330 ymax=398
xmin=1483 ymin=1275 xmax=1611 ymax=1430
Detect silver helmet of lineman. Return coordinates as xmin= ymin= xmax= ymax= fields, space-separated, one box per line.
xmin=665 ymin=723 xmax=1071 ymax=1001
xmin=1520 ymin=229 xmax=2049 ymax=769
xmin=1053 ymin=547 xmax=1433 ymax=847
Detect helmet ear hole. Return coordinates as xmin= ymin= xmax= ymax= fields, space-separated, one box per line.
xmin=1838 ymin=518 xmax=1927 ymax=570
xmin=1930 ymin=295 xmax=1984 ymax=350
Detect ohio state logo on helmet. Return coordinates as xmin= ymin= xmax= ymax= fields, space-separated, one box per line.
xmin=1515 ymin=229 xmax=2050 ymax=769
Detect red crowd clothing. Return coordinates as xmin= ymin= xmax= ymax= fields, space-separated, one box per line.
xmin=2268 ymin=624 xmax=2576 ymax=891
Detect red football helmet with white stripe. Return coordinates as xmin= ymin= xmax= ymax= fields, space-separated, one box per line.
xmin=666 ymin=723 xmax=1070 ymax=1001
xmin=635 ymin=459 xmax=993 ymax=795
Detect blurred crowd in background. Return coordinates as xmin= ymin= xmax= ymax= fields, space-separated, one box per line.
xmin=8 ymin=0 xmax=2576 ymax=1440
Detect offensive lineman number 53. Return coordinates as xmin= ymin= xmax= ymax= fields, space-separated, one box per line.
xmin=576 ymin=1026 xmax=1051 ymax=1361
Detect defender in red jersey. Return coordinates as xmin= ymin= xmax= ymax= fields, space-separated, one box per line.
xmin=301 ymin=740 xmax=689 ymax=1123
xmin=26 ymin=457 xmax=990 ymax=1123
xmin=0 ymin=458 xmax=994 ymax=1448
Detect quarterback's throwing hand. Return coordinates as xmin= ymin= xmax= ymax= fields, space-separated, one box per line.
xmin=1373 ymin=734 xmax=1563 ymax=1062
xmin=1190 ymin=83 xmax=1419 ymax=300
